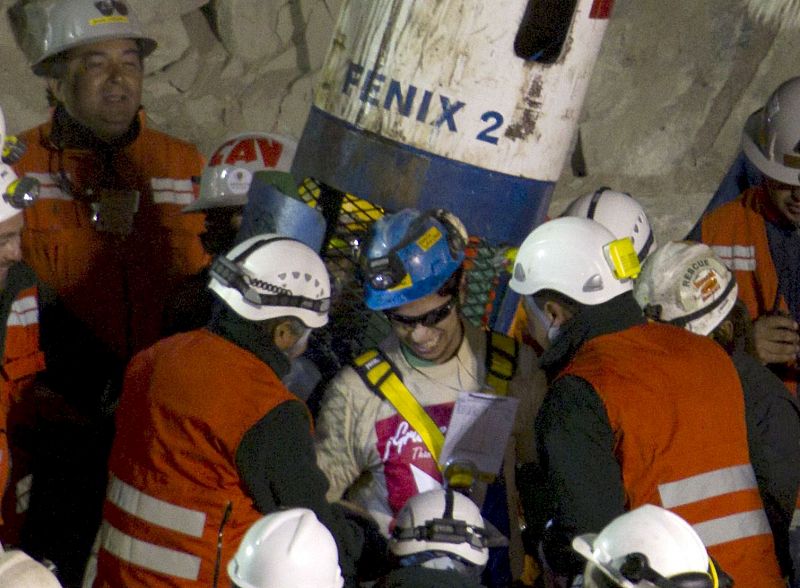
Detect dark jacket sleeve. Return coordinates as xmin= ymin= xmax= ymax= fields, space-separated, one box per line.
xmin=236 ymin=400 xmax=363 ymax=586
xmin=735 ymin=350 xmax=800 ymax=578
xmin=535 ymin=374 xmax=626 ymax=577
xmin=36 ymin=279 xmax=124 ymax=417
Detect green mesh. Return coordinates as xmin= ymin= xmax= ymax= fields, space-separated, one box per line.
xmin=298 ymin=178 xmax=513 ymax=377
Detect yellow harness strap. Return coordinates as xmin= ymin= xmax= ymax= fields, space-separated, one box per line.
xmin=352 ymin=333 xmax=518 ymax=468
xmin=484 ymin=331 xmax=518 ymax=396
xmin=353 ymin=349 xmax=445 ymax=464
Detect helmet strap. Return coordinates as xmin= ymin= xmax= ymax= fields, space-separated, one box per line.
xmin=210 ymin=240 xmax=330 ymax=313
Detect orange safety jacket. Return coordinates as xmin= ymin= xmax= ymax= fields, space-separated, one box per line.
xmin=700 ymin=186 xmax=783 ymax=320
xmin=0 ymin=284 xmax=45 ymax=538
xmin=560 ymin=322 xmax=784 ymax=587
xmin=93 ymin=329 xmax=298 ymax=588
xmin=700 ymin=186 xmax=798 ymax=394
xmin=13 ymin=112 xmax=208 ymax=359
xmin=701 ymin=186 xmax=800 ymax=562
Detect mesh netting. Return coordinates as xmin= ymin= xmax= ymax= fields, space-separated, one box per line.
xmin=297 ymin=178 xmax=514 ymax=378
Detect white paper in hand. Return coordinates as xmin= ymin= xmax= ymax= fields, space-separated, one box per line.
xmin=440 ymin=391 xmax=519 ymax=478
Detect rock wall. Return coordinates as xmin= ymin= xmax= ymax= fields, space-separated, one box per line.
xmin=0 ymin=0 xmax=794 ymax=242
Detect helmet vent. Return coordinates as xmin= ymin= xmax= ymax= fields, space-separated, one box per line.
xmin=513 ymin=264 xmax=526 ymax=282
xmin=582 ymin=274 xmax=604 ymax=292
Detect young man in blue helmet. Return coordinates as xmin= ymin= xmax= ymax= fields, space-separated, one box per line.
xmin=314 ymin=208 xmax=547 ymax=586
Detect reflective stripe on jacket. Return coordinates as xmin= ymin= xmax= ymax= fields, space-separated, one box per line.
xmin=560 ymin=322 xmax=784 ymax=586
xmin=0 ymin=284 xmax=44 ymax=533
xmin=700 ymin=186 xmax=783 ymax=319
xmin=14 ymin=114 xmax=208 ymax=359
xmin=700 ymin=186 xmax=799 ymax=397
xmin=93 ymin=329 xmax=296 ymax=588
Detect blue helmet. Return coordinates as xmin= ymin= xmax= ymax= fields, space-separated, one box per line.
xmin=362 ymin=209 xmax=466 ymax=310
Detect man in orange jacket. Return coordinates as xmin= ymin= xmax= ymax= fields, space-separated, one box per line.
xmin=692 ymin=77 xmax=800 ymax=586
xmin=0 ymin=122 xmax=121 ymax=586
xmin=510 ymin=217 xmax=785 ymax=587
xmin=8 ymin=1 xmax=206 ymax=584
xmin=91 ymin=235 xmax=362 ymax=588
xmin=691 ymin=77 xmax=800 ymax=395
xmin=11 ymin=0 xmax=207 ymax=361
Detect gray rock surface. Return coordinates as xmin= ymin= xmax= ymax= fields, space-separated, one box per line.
xmin=0 ymin=0 xmax=794 ymax=243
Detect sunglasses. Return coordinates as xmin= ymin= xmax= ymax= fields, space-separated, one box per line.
xmin=384 ymin=299 xmax=456 ymax=328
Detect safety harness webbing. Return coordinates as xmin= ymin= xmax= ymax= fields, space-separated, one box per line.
xmin=484 ymin=331 xmax=518 ymax=397
xmin=352 ymin=330 xmax=518 ymax=468
xmin=353 ymin=348 xmax=446 ymax=463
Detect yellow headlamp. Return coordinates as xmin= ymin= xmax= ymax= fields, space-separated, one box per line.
xmin=604 ymin=237 xmax=641 ymax=280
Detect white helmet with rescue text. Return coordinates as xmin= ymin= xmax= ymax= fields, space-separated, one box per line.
xmin=509 ymin=217 xmax=641 ymax=305
xmin=633 ymin=241 xmax=738 ymax=336
xmin=561 ymin=188 xmax=656 ymax=261
xmin=227 ymin=508 xmax=344 ymax=588
xmin=0 ymin=545 xmax=63 ymax=588
xmin=390 ymin=489 xmax=489 ymax=571
xmin=19 ymin=0 xmax=157 ymax=77
xmin=184 ymin=133 xmax=298 ymax=213
xmin=208 ymin=234 xmax=331 ymax=327
xmin=572 ymin=505 xmax=728 ymax=588
xmin=742 ymin=76 xmax=800 ymax=186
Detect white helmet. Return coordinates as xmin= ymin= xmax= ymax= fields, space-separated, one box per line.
xmin=227 ymin=508 xmax=344 ymax=588
xmin=19 ymin=0 xmax=157 ymax=77
xmin=0 ymin=547 xmax=62 ymax=588
xmin=633 ymin=241 xmax=738 ymax=336
xmin=509 ymin=217 xmax=640 ymax=305
xmin=184 ymin=133 xmax=298 ymax=213
xmin=0 ymin=107 xmax=38 ymax=223
xmin=390 ymin=489 xmax=489 ymax=569
xmin=561 ymin=188 xmax=656 ymax=261
xmin=742 ymin=76 xmax=800 ymax=186
xmin=572 ymin=505 xmax=720 ymax=588
xmin=208 ymin=234 xmax=331 ymax=327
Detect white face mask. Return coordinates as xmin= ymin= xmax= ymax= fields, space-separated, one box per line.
xmin=523 ymin=295 xmax=561 ymax=344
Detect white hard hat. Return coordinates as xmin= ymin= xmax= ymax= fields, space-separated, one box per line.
xmin=633 ymin=241 xmax=738 ymax=336
xmin=208 ymin=234 xmax=331 ymax=327
xmin=509 ymin=217 xmax=640 ymax=305
xmin=227 ymin=508 xmax=344 ymax=588
xmin=0 ymin=107 xmax=38 ymax=223
xmin=572 ymin=505 xmax=715 ymax=588
xmin=742 ymin=76 xmax=800 ymax=186
xmin=0 ymin=165 xmax=26 ymax=224
xmin=561 ymin=188 xmax=656 ymax=261
xmin=22 ymin=0 xmax=157 ymax=77
xmin=390 ymin=489 xmax=489 ymax=568
xmin=0 ymin=547 xmax=62 ymax=588
xmin=184 ymin=133 xmax=298 ymax=213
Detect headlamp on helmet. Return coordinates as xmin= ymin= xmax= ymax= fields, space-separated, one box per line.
xmin=604 ymin=237 xmax=641 ymax=281
xmin=3 ymin=177 xmax=39 ymax=210
xmin=572 ymin=505 xmax=733 ymax=588
xmin=390 ymin=488 xmax=489 ymax=570
xmin=208 ymin=234 xmax=331 ymax=326
xmin=362 ymin=209 xmax=466 ymax=310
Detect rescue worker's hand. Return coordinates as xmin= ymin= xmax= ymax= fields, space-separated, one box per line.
xmin=753 ymin=313 xmax=800 ymax=365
